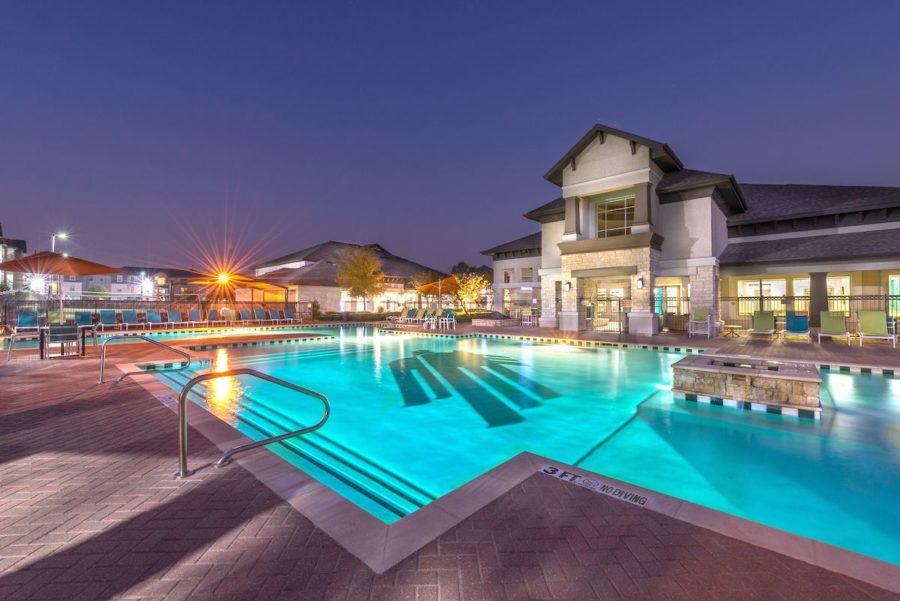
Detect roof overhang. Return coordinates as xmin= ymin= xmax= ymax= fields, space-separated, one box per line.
xmin=657 ymin=175 xmax=747 ymax=215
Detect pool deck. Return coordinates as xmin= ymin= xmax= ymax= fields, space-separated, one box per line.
xmin=2 ymin=341 xmax=899 ymax=599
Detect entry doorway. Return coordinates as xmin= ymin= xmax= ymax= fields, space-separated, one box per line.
xmin=579 ymin=277 xmax=631 ymax=332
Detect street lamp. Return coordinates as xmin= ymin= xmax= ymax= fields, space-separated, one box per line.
xmin=51 ymin=232 xmax=68 ymax=253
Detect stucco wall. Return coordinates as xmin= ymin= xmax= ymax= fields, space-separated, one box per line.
xmin=541 ymin=221 xmax=564 ymax=269
xmin=560 ymin=135 xmax=650 ymax=188
xmin=656 ymin=196 xmax=714 ymax=260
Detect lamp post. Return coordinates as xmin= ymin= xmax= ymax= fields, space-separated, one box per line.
xmin=50 ymin=232 xmax=68 ymax=324
xmin=50 ymin=232 xmax=68 ymax=253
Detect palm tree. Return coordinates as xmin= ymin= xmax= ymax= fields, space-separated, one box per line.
xmin=335 ymin=247 xmax=385 ymax=312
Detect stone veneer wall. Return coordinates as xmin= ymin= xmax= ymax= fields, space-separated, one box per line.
xmin=689 ymin=263 xmax=719 ymax=333
xmin=560 ymin=246 xmax=658 ymax=313
xmin=672 ymin=366 xmax=820 ymax=408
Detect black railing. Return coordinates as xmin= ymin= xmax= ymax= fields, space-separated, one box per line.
xmin=578 ymin=296 xmax=630 ymax=333
xmin=719 ymin=296 xmax=900 ymax=331
xmin=653 ymin=295 xmax=690 ymax=332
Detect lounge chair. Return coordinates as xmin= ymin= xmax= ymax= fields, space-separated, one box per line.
xmin=688 ymin=308 xmax=711 ymax=339
xmin=748 ymin=311 xmax=776 ymax=339
xmin=166 ymin=310 xmax=190 ymax=328
xmin=74 ymin=312 xmax=98 ymax=350
xmin=781 ymin=311 xmax=810 ymax=343
xmin=409 ymin=308 xmax=428 ymax=324
xmin=145 ymin=310 xmax=172 ymax=330
xmin=387 ymin=308 xmax=407 ymax=323
xmin=283 ymin=308 xmax=301 ymax=324
xmin=97 ymin=309 xmax=120 ymax=331
xmin=121 ymin=310 xmax=146 ymax=330
xmin=269 ymin=309 xmax=288 ymax=324
xmin=220 ymin=308 xmax=236 ymax=323
xmin=239 ymin=309 xmax=255 ymax=325
xmin=6 ymin=310 xmax=40 ymax=360
xmin=817 ymin=311 xmax=850 ymax=345
xmin=858 ymin=310 xmax=896 ymax=348
xmin=255 ymin=308 xmax=273 ymax=325
xmin=206 ymin=309 xmax=225 ymax=325
xmin=187 ymin=309 xmax=202 ymax=326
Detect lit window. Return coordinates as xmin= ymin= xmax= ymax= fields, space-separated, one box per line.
xmin=521 ymin=267 xmax=533 ymax=282
xmin=503 ymin=269 xmax=514 ymax=283
xmin=597 ymin=197 xmax=635 ymax=238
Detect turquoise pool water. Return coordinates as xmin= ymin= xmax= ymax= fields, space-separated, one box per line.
xmin=153 ymin=326 xmax=900 ymax=565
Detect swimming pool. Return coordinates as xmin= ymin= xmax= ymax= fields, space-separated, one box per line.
xmin=152 ymin=326 xmax=900 ymax=565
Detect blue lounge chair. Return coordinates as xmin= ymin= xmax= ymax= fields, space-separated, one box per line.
xmin=98 ymin=309 xmax=119 ymax=331
xmin=74 ymin=311 xmax=98 ymax=350
xmin=145 ymin=310 xmax=172 ymax=329
xmin=269 ymin=309 xmax=287 ymax=324
xmin=781 ymin=311 xmax=810 ymax=343
xmin=6 ymin=310 xmax=41 ymax=360
xmin=239 ymin=309 xmax=255 ymax=324
xmin=166 ymin=310 xmax=190 ymax=328
xmin=255 ymin=308 xmax=273 ymax=324
xmin=440 ymin=309 xmax=456 ymax=330
xmin=121 ymin=310 xmax=146 ymax=330
xmin=206 ymin=309 xmax=224 ymax=325
xmin=188 ymin=309 xmax=202 ymax=326
xmin=283 ymin=308 xmax=301 ymax=324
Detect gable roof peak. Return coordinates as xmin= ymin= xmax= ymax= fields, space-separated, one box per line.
xmin=544 ymin=122 xmax=683 ymax=186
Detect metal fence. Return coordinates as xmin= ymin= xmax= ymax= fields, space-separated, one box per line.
xmin=654 ymin=295 xmax=690 ymax=332
xmin=578 ymin=296 xmax=630 ymax=333
xmin=0 ymin=299 xmax=308 ymax=328
xmin=719 ymin=296 xmax=900 ymax=331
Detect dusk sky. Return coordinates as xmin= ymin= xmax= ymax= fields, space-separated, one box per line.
xmin=2 ymin=1 xmax=899 ymax=274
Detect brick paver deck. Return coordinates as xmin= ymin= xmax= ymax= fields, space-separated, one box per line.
xmin=1 ymin=352 xmax=898 ymax=600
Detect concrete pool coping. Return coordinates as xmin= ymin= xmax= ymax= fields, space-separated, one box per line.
xmin=115 ymin=353 xmax=900 ymax=594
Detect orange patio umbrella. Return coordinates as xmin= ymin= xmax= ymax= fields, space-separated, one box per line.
xmin=0 ymin=251 xmax=120 ymax=323
xmin=417 ymin=276 xmax=459 ymax=309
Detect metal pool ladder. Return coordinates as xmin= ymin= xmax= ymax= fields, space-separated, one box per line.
xmin=98 ymin=334 xmax=193 ymax=383
xmin=176 ymin=368 xmax=330 ymax=478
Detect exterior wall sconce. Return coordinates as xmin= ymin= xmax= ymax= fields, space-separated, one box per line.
xmin=637 ymin=277 xmax=644 ymax=289
xmin=564 ymin=282 xmax=572 ymax=291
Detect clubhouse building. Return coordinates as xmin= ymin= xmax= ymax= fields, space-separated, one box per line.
xmin=484 ymin=123 xmax=900 ymax=335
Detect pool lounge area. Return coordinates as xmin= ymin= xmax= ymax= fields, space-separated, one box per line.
xmin=2 ymin=322 xmax=899 ymax=599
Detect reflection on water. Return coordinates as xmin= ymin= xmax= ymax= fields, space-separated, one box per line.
xmin=206 ymin=349 xmax=242 ymax=422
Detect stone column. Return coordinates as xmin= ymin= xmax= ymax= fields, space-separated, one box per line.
xmin=492 ymin=286 xmax=504 ymax=313
xmin=809 ymin=272 xmax=828 ymax=327
xmin=627 ymin=247 xmax=659 ymax=336
xmin=558 ymin=272 xmax=581 ymax=332
xmin=688 ymin=262 xmax=720 ymax=336
xmin=538 ymin=276 xmax=558 ymax=328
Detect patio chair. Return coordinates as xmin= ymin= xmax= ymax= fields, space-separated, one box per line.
xmin=121 ymin=310 xmax=146 ymax=330
xmin=817 ymin=311 xmax=850 ymax=345
xmin=439 ymin=308 xmax=456 ymax=330
xmin=42 ymin=325 xmax=80 ymax=358
xmin=6 ymin=310 xmax=41 ymax=360
xmin=781 ymin=311 xmax=810 ymax=343
xmin=255 ymin=308 xmax=274 ymax=324
xmin=409 ymin=308 xmax=428 ymax=324
xmin=239 ymin=309 xmax=255 ymax=324
xmin=206 ymin=309 xmax=225 ymax=325
xmin=145 ymin=310 xmax=172 ymax=330
xmin=187 ymin=309 xmax=202 ymax=326
xmin=688 ymin=308 xmax=711 ymax=338
xmin=74 ymin=311 xmax=98 ymax=350
xmin=858 ymin=310 xmax=896 ymax=348
xmin=220 ymin=308 xmax=236 ymax=323
xmin=167 ymin=310 xmax=191 ymax=328
xmin=97 ymin=309 xmax=120 ymax=331
xmin=283 ymin=307 xmax=301 ymax=324
xmin=387 ymin=308 xmax=408 ymax=323
xmin=269 ymin=309 xmax=288 ymax=324
xmin=748 ymin=311 xmax=776 ymax=339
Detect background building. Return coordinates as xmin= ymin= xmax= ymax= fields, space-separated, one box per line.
xmin=0 ymin=222 xmax=27 ymax=291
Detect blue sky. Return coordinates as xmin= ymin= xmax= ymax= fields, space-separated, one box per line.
xmin=2 ymin=1 xmax=899 ymax=272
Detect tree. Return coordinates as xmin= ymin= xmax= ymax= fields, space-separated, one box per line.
xmin=450 ymin=262 xmax=471 ymax=276
xmin=410 ymin=270 xmax=441 ymax=289
xmin=455 ymin=272 xmax=490 ymax=314
xmin=335 ymin=246 xmax=385 ymax=312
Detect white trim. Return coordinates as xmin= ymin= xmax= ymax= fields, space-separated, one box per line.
xmin=561 ymin=168 xmax=652 ymax=199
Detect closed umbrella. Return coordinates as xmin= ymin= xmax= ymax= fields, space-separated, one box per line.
xmin=0 ymin=251 xmax=120 ymax=323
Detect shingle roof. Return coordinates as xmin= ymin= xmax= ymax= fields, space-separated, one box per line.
xmin=731 ymin=184 xmax=900 ymax=225
xmin=481 ymin=232 xmax=542 ymax=256
xmin=719 ymin=228 xmax=900 ymax=265
xmin=255 ymin=241 xmax=443 ymax=285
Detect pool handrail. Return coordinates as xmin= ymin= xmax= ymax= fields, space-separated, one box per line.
xmin=98 ymin=334 xmax=192 ymax=383
xmin=175 ymin=368 xmax=330 ymax=478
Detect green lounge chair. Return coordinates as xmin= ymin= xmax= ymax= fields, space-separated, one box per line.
xmin=858 ymin=310 xmax=896 ymax=348
xmin=688 ymin=308 xmax=711 ymax=338
xmin=410 ymin=308 xmax=428 ymax=324
xmin=817 ymin=311 xmax=849 ymax=345
xmin=748 ymin=311 xmax=775 ymax=339
xmin=781 ymin=311 xmax=810 ymax=343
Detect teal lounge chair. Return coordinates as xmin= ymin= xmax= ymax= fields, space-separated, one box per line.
xmin=121 ymin=310 xmax=146 ymax=330
xmin=187 ymin=309 xmax=202 ymax=326
xmin=239 ymin=309 xmax=254 ymax=324
xmin=781 ymin=311 xmax=810 ymax=343
xmin=145 ymin=310 xmax=172 ymax=329
xmin=439 ymin=309 xmax=456 ymax=330
xmin=166 ymin=310 xmax=190 ymax=328
xmin=207 ymin=309 xmax=224 ymax=325
xmin=283 ymin=308 xmax=301 ymax=324
xmin=269 ymin=309 xmax=288 ymax=324
xmin=6 ymin=310 xmax=40 ymax=360
xmin=74 ymin=311 xmax=98 ymax=350
xmin=748 ymin=311 xmax=776 ymax=339
xmin=98 ymin=309 xmax=119 ymax=331
xmin=858 ymin=310 xmax=896 ymax=348
xmin=43 ymin=325 xmax=80 ymax=358
xmin=255 ymin=308 xmax=273 ymax=324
